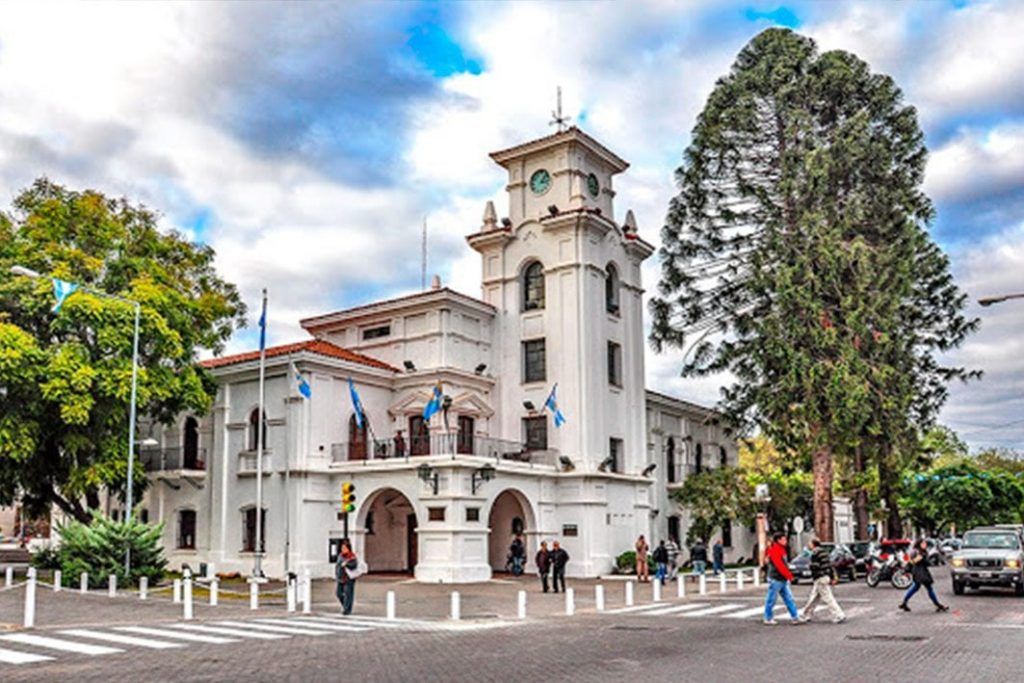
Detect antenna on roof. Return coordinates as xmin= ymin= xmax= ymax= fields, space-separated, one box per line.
xmin=550 ymin=86 xmax=571 ymax=132
xmin=421 ymin=216 xmax=427 ymax=291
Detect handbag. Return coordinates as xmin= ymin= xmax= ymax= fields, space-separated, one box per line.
xmin=346 ymin=559 xmax=369 ymax=580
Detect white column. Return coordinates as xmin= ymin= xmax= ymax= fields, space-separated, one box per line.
xmin=699 ymin=574 xmax=707 ymax=595
xmin=386 ymin=590 xmax=396 ymax=621
xmin=4 ymin=566 xmax=12 ymax=587
xmin=183 ymin=575 xmax=193 ymax=620
xmin=595 ymin=584 xmax=605 ymax=612
xmin=249 ymin=580 xmax=259 ymax=610
xmin=108 ymin=574 xmax=117 ymax=597
xmin=564 ymin=588 xmax=575 ymax=616
xmin=652 ymin=580 xmax=662 ymax=603
xmin=625 ymin=580 xmax=634 ymax=606
xmin=719 ymin=573 xmax=727 ymax=593
xmin=677 ymin=575 xmax=685 ymax=598
xmin=450 ymin=591 xmax=460 ymax=621
xmin=210 ymin=578 xmax=219 ymax=606
xmin=80 ymin=572 xmax=88 ymax=594
xmin=139 ymin=576 xmax=148 ymax=600
xmin=517 ymin=590 xmax=527 ymax=619
xmin=23 ymin=574 xmax=36 ymax=629
xmin=53 ymin=570 xmax=62 ymax=592
xmin=173 ymin=579 xmax=182 ymax=604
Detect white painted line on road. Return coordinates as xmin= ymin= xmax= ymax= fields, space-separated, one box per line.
xmin=59 ymin=629 xmax=183 ymax=650
xmin=167 ymin=624 xmax=287 ymax=640
xmin=949 ymin=623 xmax=1024 ymax=630
xmin=116 ymin=626 xmax=239 ymax=644
xmin=644 ymin=603 xmax=712 ymax=616
xmin=681 ymin=603 xmax=746 ymax=617
xmin=304 ymin=615 xmax=408 ymax=628
xmin=274 ymin=618 xmax=373 ymax=632
xmin=725 ymin=605 xmax=776 ymax=619
xmin=606 ymin=603 xmax=674 ymax=614
xmin=0 ymin=647 xmax=54 ymax=665
xmin=0 ymin=633 xmax=123 ymax=656
xmin=212 ymin=620 xmax=333 ymax=636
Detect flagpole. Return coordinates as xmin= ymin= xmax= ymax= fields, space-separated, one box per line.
xmin=124 ymin=301 xmax=141 ymax=578
xmin=254 ymin=288 xmax=267 ymax=578
xmin=283 ymin=355 xmax=292 ymax=578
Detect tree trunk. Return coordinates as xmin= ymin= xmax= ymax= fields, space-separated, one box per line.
xmin=812 ymin=445 xmax=834 ymax=542
xmin=853 ymin=446 xmax=870 ymax=540
xmin=878 ymin=444 xmax=902 ymax=537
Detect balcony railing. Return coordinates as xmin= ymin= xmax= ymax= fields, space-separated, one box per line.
xmin=330 ymin=434 xmax=556 ymax=466
xmin=140 ymin=448 xmax=207 ymax=473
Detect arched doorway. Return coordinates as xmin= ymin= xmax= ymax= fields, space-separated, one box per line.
xmin=361 ymin=488 xmax=417 ymax=573
xmin=488 ymin=489 xmax=533 ymax=573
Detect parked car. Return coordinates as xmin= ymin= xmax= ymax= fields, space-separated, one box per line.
xmin=950 ymin=527 xmax=1024 ymax=596
xmin=788 ymin=544 xmax=857 ymax=583
xmin=939 ymin=537 xmax=962 ymax=559
xmin=848 ymin=541 xmax=872 ymax=576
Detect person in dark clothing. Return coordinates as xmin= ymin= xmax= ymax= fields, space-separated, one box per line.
xmin=393 ymin=430 xmax=406 ymax=458
xmin=536 ymin=541 xmax=551 ymax=593
xmin=550 ymin=541 xmax=569 ymax=593
xmin=509 ymin=535 xmax=526 ymax=576
xmin=653 ymin=541 xmax=669 ymax=585
xmin=899 ymin=538 xmax=949 ymax=613
xmin=800 ymin=537 xmax=845 ymax=623
xmin=690 ymin=539 xmax=708 ymax=576
xmin=335 ymin=539 xmax=359 ymax=615
xmin=712 ymin=539 xmax=725 ymax=575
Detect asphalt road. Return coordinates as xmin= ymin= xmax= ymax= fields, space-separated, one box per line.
xmin=2 ymin=570 xmax=1022 ymax=682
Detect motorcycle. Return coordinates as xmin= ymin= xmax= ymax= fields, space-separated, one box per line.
xmin=865 ymin=551 xmax=912 ymax=589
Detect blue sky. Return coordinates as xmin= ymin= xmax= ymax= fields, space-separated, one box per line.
xmin=0 ymin=0 xmax=1022 ymax=449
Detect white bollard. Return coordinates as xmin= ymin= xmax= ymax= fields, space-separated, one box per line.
xmin=80 ymin=572 xmax=88 ymax=594
xmin=249 ymin=581 xmax=259 ymax=610
xmin=699 ymin=574 xmax=707 ymax=595
xmin=173 ymin=578 xmax=182 ymax=604
xmin=565 ymin=588 xmax=575 ymax=616
xmin=302 ymin=570 xmax=312 ymax=614
xmin=738 ymin=570 xmax=745 ymax=590
xmin=210 ymin=578 xmax=219 ymax=606
xmin=23 ymin=574 xmax=36 ymax=629
xmin=139 ymin=576 xmax=148 ymax=600
xmin=450 ymin=591 xmax=460 ymax=621
xmin=595 ymin=584 xmax=605 ymax=612
xmin=720 ymin=573 xmax=727 ymax=593
xmin=286 ymin=579 xmax=296 ymax=613
xmin=5 ymin=566 xmax=12 ymax=587
xmin=754 ymin=567 xmax=761 ymax=587
xmin=183 ymin=575 xmax=193 ymax=620
xmin=108 ymin=574 xmax=117 ymax=597
xmin=652 ymin=580 xmax=662 ymax=603
xmin=677 ymin=575 xmax=685 ymax=598
xmin=625 ymin=580 xmax=635 ymax=607
xmin=386 ymin=590 xmax=396 ymax=621
xmin=517 ymin=590 xmax=527 ymax=619
xmin=53 ymin=570 xmax=62 ymax=592
xmin=27 ymin=567 xmax=37 ymax=580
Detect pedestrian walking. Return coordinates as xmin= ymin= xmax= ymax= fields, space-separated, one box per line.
xmin=665 ymin=536 xmax=681 ymax=580
xmin=690 ymin=538 xmax=708 ymax=576
xmin=550 ymin=541 xmax=569 ymax=593
xmin=800 ymin=537 xmax=846 ymax=623
xmin=712 ymin=538 xmax=725 ymax=575
xmin=899 ymin=538 xmax=949 ymax=613
xmin=653 ymin=540 xmax=669 ymax=585
xmin=763 ymin=531 xmax=802 ymax=625
xmin=509 ymin=534 xmax=526 ymax=576
xmin=536 ymin=541 xmax=551 ymax=593
xmin=335 ymin=539 xmax=361 ymax=615
xmin=635 ymin=535 xmax=650 ymax=582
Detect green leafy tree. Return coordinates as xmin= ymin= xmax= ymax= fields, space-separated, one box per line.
xmin=673 ymin=467 xmax=756 ymax=544
xmin=56 ymin=512 xmax=166 ymax=587
xmin=0 ymin=179 xmax=245 ymax=521
xmin=899 ymin=462 xmax=1024 ymax=535
xmin=650 ymin=29 xmax=975 ymax=541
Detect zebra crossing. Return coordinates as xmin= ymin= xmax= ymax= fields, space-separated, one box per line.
xmin=0 ymin=614 xmax=442 ymax=668
xmin=603 ymin=600 xmax=865 ymax=621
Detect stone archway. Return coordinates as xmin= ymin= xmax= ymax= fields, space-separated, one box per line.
xmin=487 ymin=489 xmax=535 ymax=573
xmin=361 ymin=488 xmax=417 ymax=574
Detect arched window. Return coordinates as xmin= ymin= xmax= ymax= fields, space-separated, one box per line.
xmin=183 ymin=417 xmax=200 ymax=469
xmin=248 ymin=409 xmax=267 ymax=452
xmin=605 ymin=263 xmax=620 ymax=314
xmin=348 ymin=414 xmax=369 ymax=461
xmin=666 ymin=437 xmax=677 ymax=483
xmin=694 ymin=443 xmax=703 ymax=474
xmin=522 ymin=261 xmax=545 ymax=311
xmin=720 ymin=445 xmax=728 ymax=468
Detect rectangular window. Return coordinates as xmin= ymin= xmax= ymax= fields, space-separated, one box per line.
xmin=522 ymin=339 xmax=546 ymax=383
xmin=607 ymin=341 xmax=622 ymax=387
xmin=362 ymin=324 xmax=391 ymax=340
xmin=466 ymin=507 xmax=480 ymax=522
xmin=668 ymin=516 xmax=681 ymax=544
xmin=523 ymin=416 xmax=548 ymax=450
xmin=428 ymin=507 xmax=446 ymax=522
xmin=562 ymin=524 xmax=578 ymax=537
xmin=243 ymin=508 xmax=266 ymax=553
xmin=178 ymin=510 xmax=196 ymax=549
xmin=608 ymin=438 xmax=623 ymax=473
xmin=409 ymin=415 xmax=430 ymax=456
xmin=722 ymin=520 xmax=733 ymax=548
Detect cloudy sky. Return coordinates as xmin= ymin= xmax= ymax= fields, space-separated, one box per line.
xmin=1 ymin=1 xmax=1021 ymax=450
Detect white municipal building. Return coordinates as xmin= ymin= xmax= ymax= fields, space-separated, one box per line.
xmin=136 ymin=127 xmax=754 ymax=582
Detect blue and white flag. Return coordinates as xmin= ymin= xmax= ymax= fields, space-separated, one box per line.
xmin=291 ymin=361 xmax=311 ymax=399
xmin=422 ymin=383 xmax=442 ymax=422
xmin=51 ymin=278 xmax=79 ymax=313
xmin=545 ymin=383 xmax=566 ymax=427
xmin=258 ymin=295 xmax=267 ymax=352
xmin=348 ymin=377 xmax=365 ymax=428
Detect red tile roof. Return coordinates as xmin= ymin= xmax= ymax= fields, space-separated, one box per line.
xmin=200 ymin=339 xmax=398 ymax=372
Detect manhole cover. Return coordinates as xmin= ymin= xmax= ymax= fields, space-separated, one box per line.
xmin=846 ymin=635 xmax=929 ymax=642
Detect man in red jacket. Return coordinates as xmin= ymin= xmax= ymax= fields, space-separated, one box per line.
xmin=763 ymin=531 xmax=803 ymax=625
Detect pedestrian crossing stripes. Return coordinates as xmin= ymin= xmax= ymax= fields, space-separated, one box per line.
xmin=601 ymin=601 xmax=861 ymax=622
xmin=0 ymin=614 xmax=455 ymax=668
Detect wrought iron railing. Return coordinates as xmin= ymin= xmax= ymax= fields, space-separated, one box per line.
xmin=329 ymin=434 xmax=555 ymax=465
xmin=140 ymin=447 xmax=207 ymax=472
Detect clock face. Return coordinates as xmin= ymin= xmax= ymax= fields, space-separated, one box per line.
xmin=529 ymin=169 xmax=551 ymax=195
xmin=587 ymin=173 xmax=600 ymax=198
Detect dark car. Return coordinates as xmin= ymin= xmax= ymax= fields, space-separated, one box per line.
xmin=848 ymin=541 xmax=871 ymax=576
xmin=788 ymin=544 xmax=857 ymax=583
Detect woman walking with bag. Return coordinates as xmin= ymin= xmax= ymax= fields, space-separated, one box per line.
xmin=335 ymin=539 xmax=362 ymax=615
xmin=899 ymin=538 xmax=949 ymax=613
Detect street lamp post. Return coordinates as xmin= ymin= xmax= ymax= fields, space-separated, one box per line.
xmin=979 ymin=293 xmax=1024 ymax=307
xmin=10 ymin=265 xmax=142 ymax=576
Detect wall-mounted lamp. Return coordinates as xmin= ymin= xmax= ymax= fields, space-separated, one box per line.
xmin=501 ymin=217 xmax=513 ymax=228
xmin=597 ymin=455 xmax=616 ymax=473
xmin=559 ymin=456 xmax=575 ymax=472
xmin=547 ymin=205 xmax=559 ymax=217
xmin=474 ymin=363 xmax=487 ymax=375
xmin=641 ymin=463 xmax=656 ymax=477
xmin=403 ymin=360 xmax=416 ymax=372
xmin=417 ymin=463 xmax=438 ymax=494
xmin=472 ymin=464 xmax=496 ymax=494
xmin=523 ymin=400 xmax=536 ymax=412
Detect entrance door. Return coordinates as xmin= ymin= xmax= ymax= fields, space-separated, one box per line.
xmin=406 ymin=513 xmax=418 ymax=572
xmin=183 ymin=417 xmax=199 ymax=469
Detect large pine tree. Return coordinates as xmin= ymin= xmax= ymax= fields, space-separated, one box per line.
xmin=650 ymin=29 xmax=976 ymax=540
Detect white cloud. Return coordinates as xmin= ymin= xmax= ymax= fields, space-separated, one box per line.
xmin=925 ymin=122 xmax=1024 ymax=204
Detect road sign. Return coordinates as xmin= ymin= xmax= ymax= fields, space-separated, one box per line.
xmin=793 ymin=517 xmax=805 ymax=534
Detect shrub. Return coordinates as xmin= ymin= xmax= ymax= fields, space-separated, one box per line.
xmin=30 ymin=545 xmax=61 ymax=570
xmin=615 ymin=550 xmax=655 ymax=574
xmin=57 ymin=512 xmax=166 ymax=587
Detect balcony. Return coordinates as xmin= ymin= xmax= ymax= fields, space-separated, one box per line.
xmin=330 ymin=434 xmax=558 ymax=468
xmin=140 ymin=448 xmax=207 ymax=488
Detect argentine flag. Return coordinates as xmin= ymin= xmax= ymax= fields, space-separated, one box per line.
xmin=291 ymin=361 xmax=311 ymax=399
xmin=348 ymin=377 xmax=365 ymax=428
xmin=258 ymin=297 xmax=267 ymax=351
xmin=422 ymin=383 xmax=443 ymax=422
xmin=545 ymin=384 xmax=566 ymax=427
xmin=51 ymin=278 xmax=79 ymax=313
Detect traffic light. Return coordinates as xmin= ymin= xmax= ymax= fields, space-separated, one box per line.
xmin=341 ymin=482 xmax=356 ymax=514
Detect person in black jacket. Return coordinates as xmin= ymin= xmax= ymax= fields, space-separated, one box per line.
xmin=652 ymin=541 xmax=669 ymax=585
xmin=899 ymin=538 xmax=949 ymax=613
xmin=690 ymin=539 xmax=708 ymax=576
xmin=335 ymin=539 xmax=359 ymax=615
xmin=799 ymin=538 xmax=845 ymax=623
xmin=550 ymin=541 xmax=569 ymax=593
xmin=536 ymin=541 xmax=551 ymax=593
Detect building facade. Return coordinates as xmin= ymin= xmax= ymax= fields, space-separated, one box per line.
xmin=136 ymin=127 xmax=752 ymax=582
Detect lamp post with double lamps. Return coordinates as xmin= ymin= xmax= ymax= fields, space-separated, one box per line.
xmin=10 ymin=265 xmax=143 ymax=576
